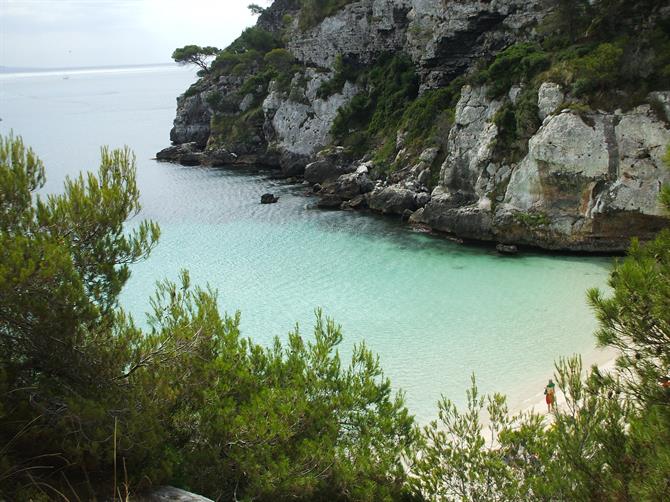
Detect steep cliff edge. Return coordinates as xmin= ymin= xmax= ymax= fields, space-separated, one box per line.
xmin=159 ymin=0 xmax=670 ymax=251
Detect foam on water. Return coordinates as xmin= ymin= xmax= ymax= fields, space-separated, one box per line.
xmin=0 ymin=65 xmax=612 ymax=423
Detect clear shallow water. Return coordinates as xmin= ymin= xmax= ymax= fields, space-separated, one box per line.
xmin=0 ymin=66 xmax=612 ymax=422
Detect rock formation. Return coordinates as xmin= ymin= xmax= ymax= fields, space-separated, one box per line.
xmin=159 ymin=0 xmax=670 ymax=251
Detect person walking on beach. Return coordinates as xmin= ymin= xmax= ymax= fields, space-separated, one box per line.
xmin=544 ymin=379 xmax=556 ymax=413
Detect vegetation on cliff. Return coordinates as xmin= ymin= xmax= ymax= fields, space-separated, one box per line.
xmin=324 ymin=0 xmax=670 ymax=173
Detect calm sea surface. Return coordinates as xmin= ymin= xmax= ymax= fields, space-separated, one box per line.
xmin=0 ymin=65 xmax=612 ymax=422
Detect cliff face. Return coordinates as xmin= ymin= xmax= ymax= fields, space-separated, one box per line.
xmin=417 ymin=84 xmax=670 ymax=250
xmin=159 ymin=0 xmax=670 ymax=251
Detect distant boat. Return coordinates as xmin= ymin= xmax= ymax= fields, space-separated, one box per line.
xmin=63 ymin=75 xmax=70 ymax=80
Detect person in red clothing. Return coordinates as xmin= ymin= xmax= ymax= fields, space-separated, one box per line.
xmin=544 ymin=379 xmax=556 ymax=413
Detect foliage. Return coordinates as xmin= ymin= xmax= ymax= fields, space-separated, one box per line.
xmin=0 ymin=134 xmax=416 ymax=500
xmin=536 ymin=0 xmax=670 ymax=108
xmin=172 ymin=45 xmax=220 ymax=74
xmin=264 ymin=48 xmax=296 ymax=75
xmin=331 ymin=54 xmax=419 ymax=159
xmin=512 ymin=210 xmax=550 ymax=228
xmin=473 ymin=43 xmax=550 ymax=99
xmin=248 ymin=3 xmax=266 ymax=15
xmin=0 ymin=134 xmax=164 ymax=498
xmin=317 ymin=54 xmax=361 ymax=99
xmin=545 ymin=42 xmax=624 ymax=98
xmin=410 ymin=375 xmax=543 ymax=501
xmin=200 ymin=27 xmax=298 ymax=150
xmin=210 ymin=27 xmax=282 ymax=76
xmin=491 ymin=87 xmax=541 ymax=163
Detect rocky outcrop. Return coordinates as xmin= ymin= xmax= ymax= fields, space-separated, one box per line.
xmin=263 ymin=70 xmax=360 ymax=175
xmin=537 ymin=82 xmax=564 ymax=121
xmin=170 ymin=90 xmax=213 ymax=147
xmin=161 ymin=0 xmax=670 ymax=251
xmin=304 ymin=146 xmax=357 ymax=183
xmin=287 ymin=0 xmax=545 ymax=89
xmin=416 ymin=86 xmax=670 ymax=251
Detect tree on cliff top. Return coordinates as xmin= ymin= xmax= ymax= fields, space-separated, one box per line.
xmin=172 ymin=45 xmax=221 ymax=74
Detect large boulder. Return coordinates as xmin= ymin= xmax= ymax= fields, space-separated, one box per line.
xmin=304 ymin=147 xmax=357 ymax=183
xmin=368 ymin=186 xmax=418 ymax=215
xmin=155 ymin=142 xmax=204 ymax=166
xmin=332 ymin=172 xmax=374 ymax=199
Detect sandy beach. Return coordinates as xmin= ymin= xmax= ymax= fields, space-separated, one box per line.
xmin=511 ymin=345 xmax=619 ymax=417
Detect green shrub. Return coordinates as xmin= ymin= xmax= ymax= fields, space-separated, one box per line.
xmin=264 ymin=48 xmax=295 ymax=74
xmin=0 ymin=135 xmax=417 ymax=500
xmin=475 ymin=43 xmax=550 ymax=98
xmin=491 ymin=87 xmax=541 ymax=163
xmin=317 ymin=54 xmax=362 ymax=98
xmin=331 ymin=54 xmax=419 ymax=158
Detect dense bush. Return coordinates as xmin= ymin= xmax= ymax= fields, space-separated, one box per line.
xmin=331 ymin=54 xmax=419 ymax=159
xmin=0 ymin=135 xmax=416 ymax=501
xmin=473 ymin=43 xmax=550 ymax=99
xmin=491 ymin=87 xmax=541 ymax=164
xmin=317 ymin=54 xmax=362 ymax=98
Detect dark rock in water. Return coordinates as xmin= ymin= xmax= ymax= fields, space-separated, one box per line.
xmin=261 ymin=193 xmax=279 ymax=204
xmin=313 ymin=183 xmax=322 ymax=193
xmin=317 ymin=194 xmax=343 ymax=209
xmin=401 ymin=209 xmax=415 ymax=221
xmin=341 ymin=194 xmax=368 ymax=210
xmin=496 ymin=243 xmax=519 ymax=255
xmin=156 ymin=142 xmax=204 ymax=166
xmin=156 ymin=142 xmax=199 ymax=160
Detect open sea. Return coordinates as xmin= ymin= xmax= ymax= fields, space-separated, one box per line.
xmin=0 ymin=64 xmax=613 ymax=422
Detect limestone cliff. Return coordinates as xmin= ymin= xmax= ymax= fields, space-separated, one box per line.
xmin=159 ymin=0 xmax=670 ymax=251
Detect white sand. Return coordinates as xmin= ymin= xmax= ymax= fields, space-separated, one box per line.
xmin=512 ymin=345 xmax=619 ymax=417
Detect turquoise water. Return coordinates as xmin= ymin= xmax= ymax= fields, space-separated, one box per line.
xmin=0 ymin=66 xmax=612 ymax=422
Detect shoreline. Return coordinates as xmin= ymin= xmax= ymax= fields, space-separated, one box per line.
xmin=509 ymin=344 xmax=619 ymax=418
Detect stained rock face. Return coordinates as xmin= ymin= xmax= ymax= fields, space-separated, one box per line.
xmin=170 ymin=92 xmax=212 ymax=147
xmin=263 ymin=70 xmax=360 ymax=175
xmin=417 ymin=85 xmax=670 ymax=251
xmin=537 ymin=82 xmax=565 ymax=121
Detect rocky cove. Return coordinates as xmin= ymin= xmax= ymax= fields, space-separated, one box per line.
xmin=157 ymin=0 xmax=670 ymax=252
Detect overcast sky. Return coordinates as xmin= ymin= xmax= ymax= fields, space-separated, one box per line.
xmin=0 ymin=0 xmax=268 ymax=68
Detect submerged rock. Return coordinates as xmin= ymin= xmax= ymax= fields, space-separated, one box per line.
xmin=496 ymin=243 xmax=518 ymax=255
xmin=261 ymin=193 xmax=279 ymax=204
